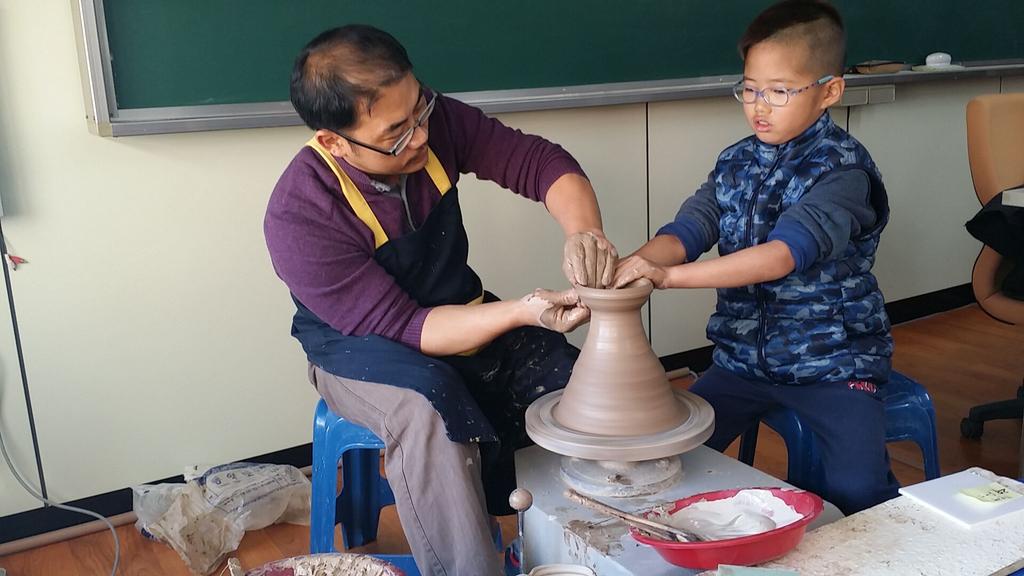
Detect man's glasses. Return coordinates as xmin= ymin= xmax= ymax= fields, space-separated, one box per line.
xmin=733 ymin=75 xmax=834 ymax=107
xmin=337 ymin=89 xmax=437 ymax=157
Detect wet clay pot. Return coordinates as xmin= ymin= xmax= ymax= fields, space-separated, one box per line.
xmin=553 ymin=280 xmax=686 ymax=436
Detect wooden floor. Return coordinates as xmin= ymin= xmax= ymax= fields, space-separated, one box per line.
xmin=2 ymin=305 xmax=1022 ymax=575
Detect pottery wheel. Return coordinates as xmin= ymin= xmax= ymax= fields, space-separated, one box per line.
xmin=525 ymin=388 xmax=715 ymax=462
xmin=560 ymin=455 xmax=683 ymax=498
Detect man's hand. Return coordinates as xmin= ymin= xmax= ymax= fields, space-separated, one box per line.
xmin=613 ymin=255 xmax=671 ymax=289
xmin=520 ymin=288 xmax=590 ymax=333
xmin=563 ymin=230 xmax=618 ymax=288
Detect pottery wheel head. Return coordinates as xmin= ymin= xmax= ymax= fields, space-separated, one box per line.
xmin=525 ymin=389 xmax=715 ymax=461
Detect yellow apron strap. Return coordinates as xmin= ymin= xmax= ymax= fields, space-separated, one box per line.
xmin=306 ymin=138 xmax=389 ymax=250
xmin=305 ymin=139 xmax=482 ymax=354
xmin=425 ymin=149 xmax=452 ymax=195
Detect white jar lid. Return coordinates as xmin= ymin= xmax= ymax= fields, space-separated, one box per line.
xmin=925 ymin=52 xmax=952 ymax=67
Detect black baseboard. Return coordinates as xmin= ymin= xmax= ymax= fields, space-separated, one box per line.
xmin=0 ymin=283 xmax=975 ymax=546
xmin=660 ymin=345 xmax=714 ymax=374
xmin=0 ymin=443 xmax=312 ymax=545
xmin=884 ymin=283 xmax=974 ymax=325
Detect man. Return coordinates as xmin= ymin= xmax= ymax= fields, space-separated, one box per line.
xmin=264 ymin=25 xmax=617 ymax=575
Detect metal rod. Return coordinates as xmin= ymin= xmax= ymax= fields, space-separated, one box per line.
xmin=508 ymin=488 xmax=533 ymax=570
xmin=0 ymin=218 xmax=48 ymax=501
xmin=564 ymin=489 xmax=699 ymax=542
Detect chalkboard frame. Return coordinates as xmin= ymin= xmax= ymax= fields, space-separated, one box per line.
xmin=72 ymin=0 xmax=1024 ymax=138
xmin=74 ymin=0 xmax=758 ymax=136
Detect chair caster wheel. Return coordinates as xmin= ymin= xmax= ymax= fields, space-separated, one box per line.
xmin=960 ymin=417 xmax=984 ymax=439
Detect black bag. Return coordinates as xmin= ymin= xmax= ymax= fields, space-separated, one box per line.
xmin=966 ymin=192 xmax=1024 ymax=300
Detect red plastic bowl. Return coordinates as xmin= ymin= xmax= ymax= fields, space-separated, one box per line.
xmin=631 ymin=487 xmax=823 ymax=569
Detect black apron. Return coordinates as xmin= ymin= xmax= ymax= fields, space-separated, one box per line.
xmin=291 ymin=141 xmax=578 ymax=513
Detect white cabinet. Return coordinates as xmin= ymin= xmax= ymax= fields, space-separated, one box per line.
xmin=1003 ymin=75 xmax=1024 ymax=93
xmin=646 ymin=97 xmax=746 ymax=357
xmin=847 ymin=78 xmax=999 ymax=301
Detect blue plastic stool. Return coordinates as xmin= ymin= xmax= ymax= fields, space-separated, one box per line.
xmin=737 ymin=371 xmax=941 ymax=493
xmin=310 ymin=399 xmax=502 ymax=575
xmin=311 ymin=398 xmax=397 ymax=553
xmin=311 ymin=400 xmax=420 ymax=574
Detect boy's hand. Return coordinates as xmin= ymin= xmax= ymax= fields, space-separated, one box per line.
xmin=563 ymin=230 xmax=618 ymax=289
xmin=613 ymin=255 xmax=670 ymax=289
xmin=520 ymin=288 xmax=590 ymax=333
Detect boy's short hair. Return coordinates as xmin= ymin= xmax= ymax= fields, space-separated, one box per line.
xmin=738 ymin=0 xmax=846 ymax=77
xmin=290 ymin=25 xmax=413 ymax=132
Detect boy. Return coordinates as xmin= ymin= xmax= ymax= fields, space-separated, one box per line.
xmin=614 ymin=0 xmax=899 ymax=514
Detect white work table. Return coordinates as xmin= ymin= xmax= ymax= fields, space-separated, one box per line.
xmin=761 ymin=492 xmax=1024 ymax=575
xmin=516 ymin=445 xmax=843 ymax=576
xmin=517 ymin=446 xmax=1024 ymax=575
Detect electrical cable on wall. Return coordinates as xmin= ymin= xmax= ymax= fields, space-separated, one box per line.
xmin=0 ymin=220 xmax=120 ymax=576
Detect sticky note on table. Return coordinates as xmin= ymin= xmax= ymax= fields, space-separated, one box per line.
xmin=1004 ymin=188 xmax=1024 ymax=207
xmin=960 ymin=482 xmax=1023 ymax=503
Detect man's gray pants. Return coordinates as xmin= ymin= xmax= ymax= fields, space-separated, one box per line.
xmin=310 ymin=364 xmax=502 ymax=576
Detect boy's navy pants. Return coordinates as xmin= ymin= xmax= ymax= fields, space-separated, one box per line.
xmin=690 ymin=365 xmax=901 ymax=515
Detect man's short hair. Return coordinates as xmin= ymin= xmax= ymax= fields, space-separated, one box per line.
xmin=738 ymin=0 xmax=846 ymax=77
xmin=290 ymin=25 xmax=413 ymax=132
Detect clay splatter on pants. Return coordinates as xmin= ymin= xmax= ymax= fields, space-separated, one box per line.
xmin=443 ymin=325 xmax=579 ymax=516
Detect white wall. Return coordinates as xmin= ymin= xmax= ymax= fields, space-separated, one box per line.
xmin=849 ymin=79 xmax=998 ymax=301
xmin=1003 ymin=75 xmax=1024 ymax=93
xmin=0 ymin=2 xmax=648 ymax=517
xmin=0 ymin=1 xmax=48 ymax=517
xmin=0 ymin=257 xmax=40 ymax=516
xmin=0 ymin=1 xmax=318 ymax=515
xmin=0 ymin=0 xmax=1013 ymax=520
xmin=460 ymin=103 xmax=649 ymax=349
xmin=646 ymin=97 xmax=745 ymax=356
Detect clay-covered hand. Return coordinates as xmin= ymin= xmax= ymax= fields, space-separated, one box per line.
xmin=520 ymin=288 xmax=591 ymax=333
xmin=563 ymin=230 xmax=619 ymax=288
xmin=613 ymin=255 xmax=670 ymax=289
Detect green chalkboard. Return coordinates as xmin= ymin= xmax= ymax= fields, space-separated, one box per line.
xmin=102 ymin=1 xmax=1024 ymax=110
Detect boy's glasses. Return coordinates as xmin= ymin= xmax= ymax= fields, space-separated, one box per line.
xmin=336 ymin=89 xmax=437 ymax=157
xmin=733 ymin=75 xmax=834 ymax=107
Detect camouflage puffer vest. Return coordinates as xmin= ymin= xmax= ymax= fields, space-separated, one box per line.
xmin=708 ymin=113 xmax=893 ymax=385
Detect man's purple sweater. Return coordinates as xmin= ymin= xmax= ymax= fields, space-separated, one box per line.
xmin=264 ymin=94 xmax=586 ymax=351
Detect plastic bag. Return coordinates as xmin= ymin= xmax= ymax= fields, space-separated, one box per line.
xmin=132 ymin=462 xmax=311 ymax=575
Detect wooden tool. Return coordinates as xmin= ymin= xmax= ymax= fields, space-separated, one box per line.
xmin=564 ymin=489 xmax=702 ymax=542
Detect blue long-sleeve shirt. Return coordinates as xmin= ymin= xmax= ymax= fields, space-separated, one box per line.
xmin=657 ymin=169 xmax=876 ymax=272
